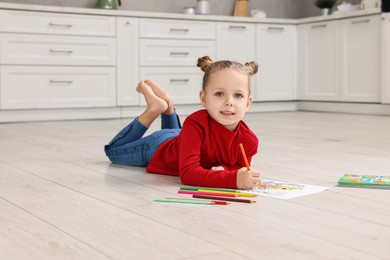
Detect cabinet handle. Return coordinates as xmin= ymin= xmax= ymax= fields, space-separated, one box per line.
xmin=169 ymin=28 xmax=189 ymax=33
xmin=228 ymin=25 xmax=246 ymax=30
xmin=49 ymin=49 xmax=73 ymax=54
xmin=48 ymin=22 xmax=73 ymax=28
xmin=170 ymin=79 xmax=189 ymax=84
xmin=169 ymin=52 xmax=189 ymax=56
xmin=311 ymin=24 xmax=327 ymax=29
xmin=49 ymin=79 xmax=74 ymax=84
xmin=267 ymin=27 xmax=284 ymax=31
xmin=351 ymin=19 xmax=370 ymax=24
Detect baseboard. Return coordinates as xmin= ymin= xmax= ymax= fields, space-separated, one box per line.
xmin=1 ymin=101 xmax=389 ymax=123
xmin=298 ymin=101 xmax=390 ymax=116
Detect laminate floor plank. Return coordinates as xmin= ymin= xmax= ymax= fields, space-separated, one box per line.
xmin=1 ymin=111 xmax=389 ymax=259
xmin=0 ymin=198 xmax=110 ymax=260
xmin=0 ymin=162 xmax=223 ymax=260
xmin=0 ymin=136 xmax=387 ymax=259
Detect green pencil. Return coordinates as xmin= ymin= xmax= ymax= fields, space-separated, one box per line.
xmin=154 ymin=198 xmax=215 ymax=205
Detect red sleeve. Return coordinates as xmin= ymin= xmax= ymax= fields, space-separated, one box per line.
xmin=178 ymin=118 xmax=238 ymax=189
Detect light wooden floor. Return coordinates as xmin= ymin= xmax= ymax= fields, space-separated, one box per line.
xmin=0 ymin=111 xmax=389 ymax=260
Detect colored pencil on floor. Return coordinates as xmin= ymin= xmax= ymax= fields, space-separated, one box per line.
xmin=178 ymin=190 xmax=237 ymax=197
xmin=180 ymin=186 xmax=238 ymax=193
xmin=154 ymin=198 xmax=229 ymax=205
xmin=192 ymin=194 xmax=256 ymax=204
xmin=197 ymin=189 xmax=255 ymax=197
xmin=179 ymin=187 xmax=256 ymax=197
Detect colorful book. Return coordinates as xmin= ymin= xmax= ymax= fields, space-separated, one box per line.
xmin=337 ymin=174 xmax=390 ymax=188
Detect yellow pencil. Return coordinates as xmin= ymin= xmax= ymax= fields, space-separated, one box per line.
xmin=198 ymin=189 xmax=255 ymax=197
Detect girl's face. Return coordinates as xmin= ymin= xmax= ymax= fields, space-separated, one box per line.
xmin=199 ymin=68 xmax=252 ymax=131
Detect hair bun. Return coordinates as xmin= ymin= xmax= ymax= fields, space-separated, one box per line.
xmin=244 ymin=61 xmax=259 ymax=75
xmin=197 ymin=56 xmax=213 ymax=72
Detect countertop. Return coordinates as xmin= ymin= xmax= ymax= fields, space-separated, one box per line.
xmin=0 ymin=2 xmax=384 ymax=25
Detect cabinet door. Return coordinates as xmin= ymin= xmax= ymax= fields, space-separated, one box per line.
xmin=139 ymin=67 xmax=202 ymax=105
xmin=383 ymin=15 xmax=390 ymax=104
xmin=339 ymin=15 xmax=381 ymax=102
xmin=257 ymin=24 xmax=296 ymax=101
xmin=116 ymin=17 xmax=139 ymax=106
xmin=298 ymin=21 xmax=339 ymax=101
xmin=216 ymin=22 xmax=256 ymax=63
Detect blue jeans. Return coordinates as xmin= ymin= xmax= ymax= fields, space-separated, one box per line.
xmin=104 ymin=112 xmax=181 ymax=166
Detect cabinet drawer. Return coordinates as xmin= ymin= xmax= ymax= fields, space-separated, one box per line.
xmin=140 ymin=39 xmax=215 ymax=66
xmin=0 ymin=10 xmax=115 ymax=36
xmin=140 ymin=67 xmax=202 ymax=105
xmin=0 ymin=33 xmax=116 ymax=66
xmin=140 ymin=18 xmax=215 ymax=40
xmin=1 ymin=66 xmax=116 ymax=109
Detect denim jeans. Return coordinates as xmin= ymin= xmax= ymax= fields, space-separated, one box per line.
xmin=104 ymin=112 xmax=181 ymax=166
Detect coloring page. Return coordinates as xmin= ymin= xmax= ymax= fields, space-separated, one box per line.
xmin=241 ymin=179 xmax=329 ymax=200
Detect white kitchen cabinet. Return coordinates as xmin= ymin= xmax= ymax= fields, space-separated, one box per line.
xmin=0 ymin=9 xmax=115 ymax=36
xmin=298 ymin=14 xmax=381 ymax=103
xmin=339 ymin=15 xmax=381 ymax=102
xmin=139 ymin=18 xmax=215 ymax=105
xmin=298 ymin=20 xmax=340 ymax=101
xmin=257 ymin=24 xmax=297 ymax=101
xmin=1 ymin=66 xmax=115 ymax=109
xmin=139 ymin=67 xmax=202 ymax=105
xmin=0 ymin=10 xmax=116 ymax=110
xmin=0 ymin=33 xmax=116 ymax=66
xmin=216 ymin=22 xmax=256 ymax=63
xmin=139 ymin=39 xmax=215 ymax=67
xmin=139 ymin=18 xmax=215 ymax=40
xmin=116 ymin=17 xmax=139 ymax=106
xmin=383 ymin=14 xmax=390 ymax=104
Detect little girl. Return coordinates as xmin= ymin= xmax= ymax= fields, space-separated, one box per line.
xmin=105 ymin=56 xmax=260 ymax=189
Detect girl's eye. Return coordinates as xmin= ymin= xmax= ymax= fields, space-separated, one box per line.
xmin=215 ymin=92 xmax=224 ymax=97
xmin=234 ymin=93 xmax=244 ymax=98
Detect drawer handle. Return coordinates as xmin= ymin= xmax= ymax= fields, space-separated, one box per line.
xmin=48 ymin=22 xmax=73 ymax=28
xmin=170 ymin=79 xmax=189 ymax=84
xmin=351 ymin=19 xmax=370 ymax=24
xmin=49 ymin=49 xmax=73 ymax=54
xmin=267 ymin=27 xmax=284 ymax=31
xmin=228 ymin=25 xmax=246 ymax=30
xmin=169 ymin=28 xmax=189 ymax=33
xmin=169 ymin=52 xmax=189 ymax=56
xmin=311 ymin=24 xmax=327 ymax=29
xmin=49 ymin=79 xmax=74 ymax=84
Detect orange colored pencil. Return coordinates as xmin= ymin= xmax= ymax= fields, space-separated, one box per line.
xmin=239 ymin=143 xmax=251 ymax=171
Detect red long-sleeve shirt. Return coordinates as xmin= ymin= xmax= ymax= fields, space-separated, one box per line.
xmin=146 ymin=109 xmax=259 ymax=188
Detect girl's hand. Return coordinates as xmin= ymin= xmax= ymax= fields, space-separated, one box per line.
xmin=236 ymin=167 xmax=261 ymax=190
xmin=211 ymin=166 xmax=224 ymax=171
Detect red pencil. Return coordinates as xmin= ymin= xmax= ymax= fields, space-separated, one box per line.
xmin=239 ymin=143 xmax=251 ymax=171
xmin=193 ymin=194 xmax=256 ymax=204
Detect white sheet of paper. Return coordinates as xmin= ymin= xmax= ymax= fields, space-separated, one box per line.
xmin=241 ymin=179 xmax=329 ymax=200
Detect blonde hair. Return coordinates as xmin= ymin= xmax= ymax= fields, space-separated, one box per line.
xmin=197 ymin=56 xmax=259 ymax=93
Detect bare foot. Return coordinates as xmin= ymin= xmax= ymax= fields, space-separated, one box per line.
xmin=136 ymin=81 xmax=168 ymax=127
xmin=144 ymin=80 xmax=174 ymax=114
